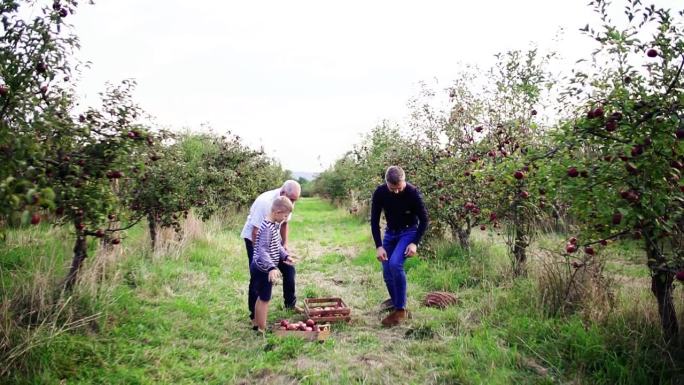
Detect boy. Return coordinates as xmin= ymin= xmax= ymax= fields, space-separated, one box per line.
xmin=251 ymin=196 xmax=296 ymax=332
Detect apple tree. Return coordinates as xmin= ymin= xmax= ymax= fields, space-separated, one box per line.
xmin=548 ymin=0 xmax=684 ymax=341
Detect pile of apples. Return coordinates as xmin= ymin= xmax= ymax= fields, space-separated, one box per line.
xmin=279 ymin=318 xmax=320 ymax=332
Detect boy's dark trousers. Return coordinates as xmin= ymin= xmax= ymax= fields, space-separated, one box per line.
xmin=244 ymin=238 xmax=297 ymax=320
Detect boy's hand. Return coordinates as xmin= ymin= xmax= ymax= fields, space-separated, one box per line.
xmin=268 ymin=269 xmax=281 ymax=283
xmin=283 ymin=256 xmax=297 ymax=265
xmin=376 ymin=246 xmax=388 ymax=262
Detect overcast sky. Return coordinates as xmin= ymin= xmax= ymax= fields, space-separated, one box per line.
xmin=68 ymin=1 xmax=680 ymax=172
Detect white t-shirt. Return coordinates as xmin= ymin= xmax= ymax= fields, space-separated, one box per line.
xmin=240 ymin=187 xmax=293 ymax=240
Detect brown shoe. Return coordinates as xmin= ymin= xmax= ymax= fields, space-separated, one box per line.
xmin=381 ymin=309 xmax=408 ymax=327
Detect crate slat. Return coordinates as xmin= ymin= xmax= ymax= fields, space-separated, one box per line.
xmin=304 ymin=297 xmax=351 ymax=323
xmin=272 ymin=323 xmax=331 ymax=341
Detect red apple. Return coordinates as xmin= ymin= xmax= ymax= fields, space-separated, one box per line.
xmin=514 ymin=171 xmax=525 ymax=180
xmin=646 ymin=48 xmax=658 ymax=58
xmin=675 ymin=271 xmax=684 ymax=282
xmin=30 ymin=213 xmax=41 ymax=225
xmin=566 ymin=243 xmax=577 ymax=253
xmin=584 ymin=246 xmax=595 ymax=255
xmin=305 ymin=319 xmax=315 ymax=327
xmin=280 ymin=319 xmax=289 ymax=327
xmin=568 ymin=237 xmax=578 ymax=245
xmin=626 ymin=162 xmax=638 ymax=174
xmin=111 ymin=238 xmax=121 ymax=245
xmin=567 ymin=167 xmax=579 ymax=178
xmin=676 ymin=129 xmax=684 ymax=140
xmin=612 ymin=212 xmax=623 ymax=225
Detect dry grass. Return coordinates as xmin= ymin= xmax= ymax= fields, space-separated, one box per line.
xmin=0 ymin=211 xmax=207 ymax=379
xmin=0 ymin=246 xmax=102 ymax=377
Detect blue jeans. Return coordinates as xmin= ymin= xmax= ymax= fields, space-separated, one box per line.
xmin=245 ymin=239 xmax=297 ymax=320
xmin=381 ymin=226 xmax=417 ymax=310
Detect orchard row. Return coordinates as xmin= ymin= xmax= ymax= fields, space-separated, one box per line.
xmin=314 ymin=1 xmax=684 ymax=341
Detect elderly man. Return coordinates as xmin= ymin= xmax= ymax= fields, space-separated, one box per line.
xmin=241 ymin=180 xmax=302 ymax=328
xmin=371 ymin=166 xmax=429 ymax=327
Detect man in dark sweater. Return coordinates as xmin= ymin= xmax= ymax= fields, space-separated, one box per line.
xmin=371 ymin=166 xmax=429 ymax=327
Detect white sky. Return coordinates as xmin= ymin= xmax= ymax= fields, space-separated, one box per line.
xmin=68 ymin=0 xmax=680 ymax=172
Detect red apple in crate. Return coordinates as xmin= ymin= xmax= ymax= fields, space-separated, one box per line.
xmin=299 ymin=324 xmax=308 ymax=331
xmin=305 ymin=319 xmax=315 ymax=327
xmin=279 ymin=326 xmax=287 ymax=330
xmin=287 ymin=324 xmax=298 ymax=331
xmin=280 ymin=319 xmax=289 ymax=327
xmin=305 ymin=327 xmax=313 ymax=332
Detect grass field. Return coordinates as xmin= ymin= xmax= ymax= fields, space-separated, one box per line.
xmin=2 ymin=197 xmax=683 ymax=384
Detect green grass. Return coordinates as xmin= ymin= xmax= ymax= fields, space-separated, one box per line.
xmin=2 ymin=197 xmax=682 ymax=384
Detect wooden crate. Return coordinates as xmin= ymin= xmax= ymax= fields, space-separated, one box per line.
xmin=272 ymin=323 xmax=331 ymax=342
xmin=304 ymin=297 xmax=351 ymax=323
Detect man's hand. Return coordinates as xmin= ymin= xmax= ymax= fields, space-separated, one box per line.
xmin=268 ymin=269 xmax=281 ymax=283
xmin=404 ymin=243 xmax=418 ymax=257
xmin=376 ymin=246 xmax=388 ymax=262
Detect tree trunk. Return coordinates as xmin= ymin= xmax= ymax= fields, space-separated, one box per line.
xmin=64 ymin=233 xmax=87 ymax=290
xmin=148 ymin=213 xmax=157 ymax=251
xmin=651 ymin=271 xmax=678 ymax=342
xmin=449 ymin=219 xmax=470 ymax=249
xmin=512 ymin=223 xmax=528 ymax=277
xmin=644 ymin=230 xmax=678 ymax=342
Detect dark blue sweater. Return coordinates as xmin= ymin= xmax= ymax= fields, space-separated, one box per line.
xmin=370 ymin=182 xmax=429 ymax=248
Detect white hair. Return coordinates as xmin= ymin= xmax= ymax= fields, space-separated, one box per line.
xmin=281 ymin=180 xmax=301 ymax=199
